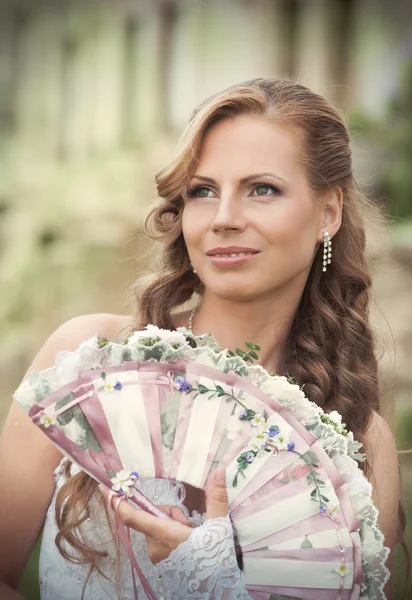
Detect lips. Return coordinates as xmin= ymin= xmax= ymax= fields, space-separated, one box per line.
xmin=205 ymin=248 xmax=260 ymax=268
xmin=206 ymin=247 xmax=260 ymax=257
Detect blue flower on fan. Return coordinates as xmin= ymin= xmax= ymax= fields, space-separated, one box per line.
xmin=245 ymin=452 xmax=255 ymax=463
xmin=268 ymin=425 xmax=280 ymax=438
xmin=174 ymin=376 xmax=192 ymax=392
xmin=287 ymin=441 xmax=296 ymax=451
xmin=318 ymin=504 xmax=327 ymax=515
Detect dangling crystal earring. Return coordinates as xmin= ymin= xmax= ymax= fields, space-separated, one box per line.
xmin=322 ymin=231 xmax=332 ymax=272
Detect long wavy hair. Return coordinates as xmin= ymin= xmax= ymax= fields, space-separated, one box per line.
xmin=54 ymin=77 xmax=409 ymax=597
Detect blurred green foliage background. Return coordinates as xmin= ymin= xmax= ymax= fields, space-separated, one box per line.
xmin=0 ymin=0 xmax=411 ymax=598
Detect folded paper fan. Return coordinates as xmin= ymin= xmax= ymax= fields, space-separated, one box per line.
xmin=14 ymin=325 xmax=389 ymax=599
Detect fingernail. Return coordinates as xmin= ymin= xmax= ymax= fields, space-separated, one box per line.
xmin=215 ymin=468 xmax=226 ymax=484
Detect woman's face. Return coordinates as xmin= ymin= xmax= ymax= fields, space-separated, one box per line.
xmin=182 ymin=115 xmax=326 ymax=302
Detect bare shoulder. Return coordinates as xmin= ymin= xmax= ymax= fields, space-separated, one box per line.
xmin=23 ymin=312 xmax=134 ymax=376
xmin=363 ymin=410 xmax=398 ymax=492
xmin=44 ymin=312 xmax=135 ymax=350
xmin=364 ymin=410 xmax=397 ymax=456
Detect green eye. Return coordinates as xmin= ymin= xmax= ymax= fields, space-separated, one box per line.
xmin=197 ymin=187 xmax=211 ymax=197
xmin=255 ymin=184 xmax=272 ymax=196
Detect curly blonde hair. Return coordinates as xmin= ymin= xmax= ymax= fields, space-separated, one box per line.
xmin=55 ymin=77 xmax=409 ymax=597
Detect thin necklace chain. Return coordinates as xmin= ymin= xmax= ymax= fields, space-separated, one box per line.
xmin=188 ymin=306 xmax=198 ymax=332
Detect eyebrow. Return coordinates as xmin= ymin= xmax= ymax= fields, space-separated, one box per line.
xmin=190 ymin=172 xmax=287 ymax=185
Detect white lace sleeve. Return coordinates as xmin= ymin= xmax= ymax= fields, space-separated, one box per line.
xmin=149 ymin=515 xmax=253 ymax=600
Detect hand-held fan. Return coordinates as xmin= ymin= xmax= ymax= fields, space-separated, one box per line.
xmin=14 ymin=325 xmax=390 ymax=600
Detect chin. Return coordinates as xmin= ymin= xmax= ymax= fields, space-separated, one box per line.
xmin=205 ymin=278 xmax=269 ymax=302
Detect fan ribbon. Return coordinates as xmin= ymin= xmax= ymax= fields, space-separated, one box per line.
xmin=106 ymin=490 xmax=158 ymax=600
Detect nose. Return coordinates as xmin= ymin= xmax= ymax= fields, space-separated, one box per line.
xmin=210 ymin=193 xmax=246 ymax=234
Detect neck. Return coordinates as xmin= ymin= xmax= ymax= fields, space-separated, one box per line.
xmin=191 ymin=291 xmax=301 ymax=375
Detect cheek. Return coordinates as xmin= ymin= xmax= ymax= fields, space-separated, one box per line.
xmin=181 ymin=205 xmax=207 ymax=252
xmin=260 ymin=207 xmax=319 ymax=265
xmin=182 ymin=203 xmax=215 ymax=249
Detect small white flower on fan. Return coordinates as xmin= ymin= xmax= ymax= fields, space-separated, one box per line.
xmin=103 ymin=381 xmax=122 ymax=392
xmin=255 ymin=431 xmax=269 ymax=444
xmin=274 ymin=433 xmax=289 ymax=450
xmin=111 ymin=470 xmax=136 ymax=497
xmin=101 ymin=372 xmax=123 ymax=392
xmin=40 ymin=414 xmax=56 ymax=428
xmin=251 ymin=413 xmax=265 ymax=427
xmin=40 ymin=415 xmax=56 ymax=428
xmin=335 ymin=564 xmax=349 ymax=577
xmin=248 ymin=442 xmax=263 ymax=453
xmin=328 ymin=504 xmax=341 ymax=517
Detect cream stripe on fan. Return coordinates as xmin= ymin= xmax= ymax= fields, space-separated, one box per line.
xmin=268 ymin=526 xmax=353 ymax=550
xmin=235 ymin=480 xmax=338 ymax=546
xmin=226 ymin=412 xmax=295 ymax=505
xmin=176 ymin=376 xmax=223 ymax=488
xmin=95 ymin=371 xmax=155 ymax=477
xmin=243 ymin=557 xmax=353 ymax=589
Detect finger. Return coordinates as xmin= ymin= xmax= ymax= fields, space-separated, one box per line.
xmin=205 ymin=468 xmax=229 ymax=520
xmin=99 ymin=486 xmax=190 ymax=542
xmin=157 ymin=505 xmax=192 ymax=527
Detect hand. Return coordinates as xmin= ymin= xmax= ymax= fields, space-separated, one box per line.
xmin=99 ymin=468 xmax=228 ymax=564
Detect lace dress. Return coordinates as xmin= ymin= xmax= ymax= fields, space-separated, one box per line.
xmin=39 ymin=458 xmax=252 ymax=600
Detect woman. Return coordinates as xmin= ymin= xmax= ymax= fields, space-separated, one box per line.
xmin=0 ymin=77 xmax=401 ymax=600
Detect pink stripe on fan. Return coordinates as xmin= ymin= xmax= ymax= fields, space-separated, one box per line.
xmin=186 ymin=363 xmax=317 ymax=447
xmin=335 ymin=484 xmax=360 ymax=533
xmin=231 ymin=466 xmax=330 ymax=520
xmin=275 ymin=405 xmax=320 ymax=447
xmin=167 ymin=372 xmax=197 ymax=480
xmin=79 ymin=359 xmax=187 ymax=377
xmin=218 ymin=427 xmax=254 ymax=470
xmin=29 ymin=378 xmax=96 ymax=411
xmin=200 ymin=388 xmax=238 ymax=484
xmin=80 ymin=392 xmax=124 ymax=474
xmin=228 ymin=435 xmax=310 ymax=511
xmin=186 ymin=361 xmax=238 ymax=384
xmin=349 ymin=530 xmax=365 ymax=584
xmin=244 ymin=547 xmax=352 ymax=562
xmin=232 ymin=453 xmax=313 ymax=508
xmin=33 ymin=399 xmax=170 ymax=520
xmin=138 ymin=373 xmax=164 ymax=478
xmin=32 ymin=415 xmax=114 ymax=488
xmin=242 ymin=511 xmax=341 ymax=552
xmin=246 ymin=585 xmax=356 ymax=600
